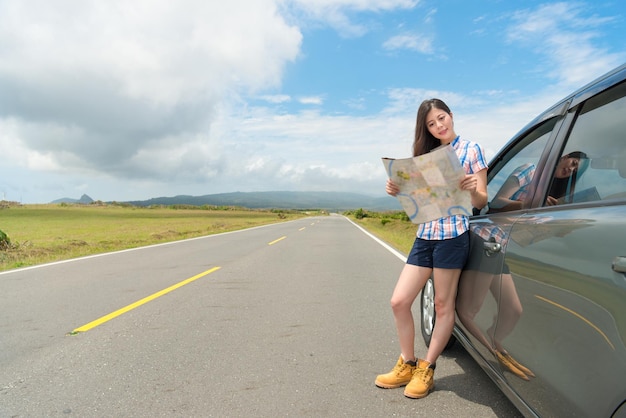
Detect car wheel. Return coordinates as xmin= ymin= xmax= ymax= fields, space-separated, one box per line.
xmin=420 ymin=276 xmax=455 ymax=349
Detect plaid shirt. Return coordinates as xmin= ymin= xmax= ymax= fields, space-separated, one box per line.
xmin=417 ymin=136 xmax=488 ymax=240
xmin=471 ymin=223 xmax=509 ymax=247
xmin=509 ymin=163 xmax=535 ymax=201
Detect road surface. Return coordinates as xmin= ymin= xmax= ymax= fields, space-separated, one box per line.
xmin=0 ymin=215 xmax=522 ymax=417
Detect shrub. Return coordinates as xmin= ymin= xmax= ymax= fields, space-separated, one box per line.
xmin=354 ymin=208 xmax=367 ymax=219
xmin=0 ymin=229 xmax=10 ymax=250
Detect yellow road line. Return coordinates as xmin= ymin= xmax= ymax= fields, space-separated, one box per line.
xmin=535 ymin=294 xmax=614 ymax=350
xmin=299 ymin=227 xmax=306 ymax=231
xmin=69 ymin=266 xmax=221 ymax=335
xmin=268 ymin=236 xmax=286 ymax=245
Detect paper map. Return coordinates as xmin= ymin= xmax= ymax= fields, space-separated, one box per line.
xmin=382 ymin=145 xmax=472 ymax=224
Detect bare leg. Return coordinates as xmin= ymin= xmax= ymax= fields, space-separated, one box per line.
xmin=390 ymin=264 xmax=432 ymax=362
xmin=425 ymin=267 xmax=462 ymax=364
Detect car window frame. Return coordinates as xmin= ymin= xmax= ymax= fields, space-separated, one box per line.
xmin=481 ymin=114 xmax=569 ymax=216
xmin=528 ymin=109 xmax=578 ymax=209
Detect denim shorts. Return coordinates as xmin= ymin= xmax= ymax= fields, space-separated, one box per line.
xmin=406 ymin=232 xmax=469 ymax=269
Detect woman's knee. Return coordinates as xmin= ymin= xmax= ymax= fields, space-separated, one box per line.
xmin=434 ymin=296 xmax=456 ymax=318
xmin=390 ymin=295 xmax=413 ymax=313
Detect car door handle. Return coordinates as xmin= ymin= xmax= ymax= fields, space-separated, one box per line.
xmin=483 ymin=241 xmax=502 ymax=254
xmin=612 ymin=256 xmax=626 ymax=273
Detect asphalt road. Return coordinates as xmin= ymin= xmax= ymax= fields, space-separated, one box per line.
xmin=0 ymin=215 xmax=522 ymax=417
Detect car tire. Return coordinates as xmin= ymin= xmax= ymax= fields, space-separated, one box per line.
xmin=420 ymin=276 xmax=455 ymax=349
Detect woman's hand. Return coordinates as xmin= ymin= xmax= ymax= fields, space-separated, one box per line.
xmin=545 ymin=196 xmax=559 ymax=206
xmin=463 ymin=169 xmax=488 ymax=210
xmin=460 ymin=174 xmax=479 ymax=194
xmin=386 ymin=178 xmax=400 ymax=197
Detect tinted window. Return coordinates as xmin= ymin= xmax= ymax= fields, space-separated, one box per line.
xmin=545 ymin=80 xmax=626 ymax=205
xmin=487 ymin=118 xmax=557 ymax=213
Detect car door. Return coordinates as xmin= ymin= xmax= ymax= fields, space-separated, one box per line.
xmin=456 ymin=115 xmax=561 ymax=381
xmin=495 ymin=78 xmax=626 ymax=417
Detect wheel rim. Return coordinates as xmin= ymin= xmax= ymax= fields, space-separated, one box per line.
xmin=422 ymin=279 xmax=435 ymax=336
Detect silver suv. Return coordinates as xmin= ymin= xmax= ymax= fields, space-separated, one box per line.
xmin=421 ymin=63 xmax=626 ymax=417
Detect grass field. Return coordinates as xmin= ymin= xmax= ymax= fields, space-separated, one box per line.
xmin=0 ymin=203 xmax=413 ymax=272
xmin=350 ymin=214 xmax=415 ymax=255
xmin=0 ymin=203 xmax=315 ymax=271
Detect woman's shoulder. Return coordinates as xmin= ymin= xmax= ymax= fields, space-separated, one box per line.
xmin=455 ymin=136 xmax=486 ymax=158
xmin=455 ymin=137 xmax=488 ymax=172
xmin=462 ymin=137 xmax=483 ymax=147
xmin=454 ymin=136 xmax=484 ymax=151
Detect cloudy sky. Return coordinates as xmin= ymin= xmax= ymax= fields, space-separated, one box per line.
xmin=0 ymin=0 xmax=624 ymax=203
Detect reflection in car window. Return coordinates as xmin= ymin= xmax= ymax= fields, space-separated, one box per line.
xmin=487 ymin=119 xmax=557 ymax=213
xmin=549 ymin=80 xmax=626 ymax=204
xmin=543 ymin=150 xmax=591 ymax=206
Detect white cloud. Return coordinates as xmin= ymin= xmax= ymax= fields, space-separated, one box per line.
xmin=0 ymin=0 xmax=303 ymax=187
xmin=299 ymin=96 xmax=324 ymax=105
xmin=284 ymin=0 xmax=419 ymax=37
xmin=0 ymin=1 xmax=302 ymax=103
xmin=260 ymin=95 xmax=292 ymax=104
xmin=507 ymin=2 xmax=625 ymax=87
xmin=423 ymin=8 xmax=437 ymax=24
xmin=383 ymin=34 xmax=433 ymax=53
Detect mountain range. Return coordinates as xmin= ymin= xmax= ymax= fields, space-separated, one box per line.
xmin=52 ymin=191 xmax=402 ymax=212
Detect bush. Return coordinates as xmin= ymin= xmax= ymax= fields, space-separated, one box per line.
xmin=0 ymin=229 xmax=10 ymax=250
xmin=354 ymin=208 xmax=367 ymax=219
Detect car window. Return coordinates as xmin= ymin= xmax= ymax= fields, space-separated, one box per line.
xmin=486 ymin=118 xmax=557 ymax=213
xmin=545 ymin=80 xmax=626 ymax=205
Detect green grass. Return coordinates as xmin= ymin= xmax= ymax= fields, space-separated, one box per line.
xmin=344 ymin=209 xmax=415 ymax=256
xmin=0 ymin=203 xmax=411 ymax=273
xmin=0 ymin=203 xmax=313 ymax=271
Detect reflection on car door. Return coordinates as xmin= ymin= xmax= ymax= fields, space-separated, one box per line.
xmin=502 ymin=206 xmax=626 ymax=417
xmin=457 ymin=113 xmax=559 ymax=380
xmin=455 ymin=114 xmax=564 ymax=418
xmin=456 ymin=216 xmax=523 ymax=378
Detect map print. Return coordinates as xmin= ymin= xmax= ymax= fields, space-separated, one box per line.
xmin=382 ymin=145 xmax=472 ymax=224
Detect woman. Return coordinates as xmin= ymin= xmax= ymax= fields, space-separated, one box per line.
xmin=375 ymin=99 xmax=488 ymax=399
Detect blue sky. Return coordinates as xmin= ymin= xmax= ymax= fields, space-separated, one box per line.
xmin=0 ymin=0 xmax=624 ymax=203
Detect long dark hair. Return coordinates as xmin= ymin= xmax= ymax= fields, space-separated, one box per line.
xmin=413 ymin=98 xmax=452 ymax=157
xmin=548 ymin=151 xmax=590 ymax=202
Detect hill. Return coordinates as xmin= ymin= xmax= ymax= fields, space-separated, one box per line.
xmin=125 ymin=191 xmax=401 ymax=211
xmin=51 ymin=194 xmax=95 ymax=204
